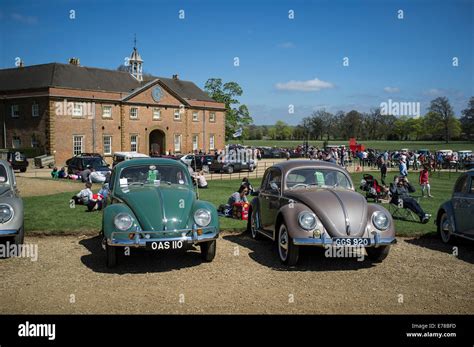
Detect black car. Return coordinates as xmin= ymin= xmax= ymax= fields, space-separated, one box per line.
xmin=0 ymin=150 xmax=29 ymax=172
xmin=66 ymin=153 xmax=111 ymax=175
xmin=188 ymin=155 xmax=215 ymax=172
xmin=210 ymin=157 xmax=256 ymax=174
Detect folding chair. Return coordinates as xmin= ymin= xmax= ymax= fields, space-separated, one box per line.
xmin=387 ymin=198 xmax=419 ymax=221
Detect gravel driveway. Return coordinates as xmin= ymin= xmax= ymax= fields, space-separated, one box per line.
xmin=0 ymin=232 xmax=472 ymax=314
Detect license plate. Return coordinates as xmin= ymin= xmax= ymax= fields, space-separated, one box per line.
xmin=146 ymin=240 xmax=184 ymax=251
xmin=333 ymin=238 xmax=371 ymax=246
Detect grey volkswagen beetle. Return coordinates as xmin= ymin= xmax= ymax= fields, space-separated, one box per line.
xmin=247 ymin=160 xmax=396 ymax=265
xmin=0 ymin=159 xmax=24 ymax=245
xmin=436 ymin=169 xmax=474 ymax=243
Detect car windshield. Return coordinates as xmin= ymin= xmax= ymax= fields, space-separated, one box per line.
xmin=286 ymin=168 xmax=352 ymax=190
xmin=0 ymin=165 xmax=8 ymax=184
xmin=83 ymin=157 xmax=108 ymax=168
xmin=118 ymin=164 xmax=190 ymax=189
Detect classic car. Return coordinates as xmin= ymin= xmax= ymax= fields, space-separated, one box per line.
xmin=247 ymin=160 xmax=396 ymax=265
xmin=102 ymin=158 xmax=219 ymax=267
xmin=66 ymin=153 xmax=111 ymax=176
xmin=436 ymin=169 xmax=474 ymax=243
xmin=112 ymin=151 xmax=149 ymax=167
xmin=0 ymin=160 xmax=24 ymax=245
xmin=0 ymin=150 xmax=29 ymax=172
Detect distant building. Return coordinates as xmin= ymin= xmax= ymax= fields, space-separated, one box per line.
xmin=0 ymin=46 xmax=226 ymax=164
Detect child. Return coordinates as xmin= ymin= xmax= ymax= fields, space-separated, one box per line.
xmin=419 ymin=165 xmax=433 ymax=198
xmin=51 ymin=167 xmax=59 ymax=179
xmin=75 ymin=182 xmax=93 ymax=205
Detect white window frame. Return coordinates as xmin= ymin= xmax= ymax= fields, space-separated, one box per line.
xmin=209 ymin=112 xmax=216 ymax=122
xmin=173 ymin=109 xmax=181 ymax=121
xmin=73 ymin=135 xmax=84 ymax=156
xmin=32 ymin=103 xmax=39 ymax=117
xmin=102 ymin=105 xmax=112 ymax=118
xmin=103 ymin=135 xmax=112 ymax=155
xmin=209 ymin=134 xmax=215 ymax=150
xmin=130 ymin=107 xmax=138 ymax=119
xmin=153 ymin=107 xmax=161 ymax=120
xmin=192 ymin=134 xmax=199 ymax=151
xmin=11 ymin=105 xmax=19 ymax=118
xmin=174 ymin=134 xmax=182 ymax=153
xmin=192 ymin=111 xmax=199 ymax=122
xmin=130 ymin=135 xmax=138 ymax=152
xmin=73 ymin=102 xmax=84 ymax=117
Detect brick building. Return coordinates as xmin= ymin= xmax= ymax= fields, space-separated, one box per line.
xmin=0 ymin=47 xmax=226 ymax=165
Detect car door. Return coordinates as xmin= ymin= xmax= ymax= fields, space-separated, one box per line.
xmin=259 ymin=168 xmax=282 ymax=233
xmin=452 ymin=174 xmax=470 ymax=234
xmin=461 ymin=175 xmax=474 ymax=235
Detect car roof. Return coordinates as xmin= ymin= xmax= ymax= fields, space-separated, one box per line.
xmin=271 ymin=160 xmax=347 ymax=174
xmin=113 ymin=157 xmax=188 ymax=170
xmin=114 ymin=152 xmax=149 ymax=157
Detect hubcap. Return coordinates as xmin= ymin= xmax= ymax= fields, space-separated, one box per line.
xmin=279 ymin=225 xmax=288 ymax=261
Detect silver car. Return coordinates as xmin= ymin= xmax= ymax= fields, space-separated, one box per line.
xmin=0 ymin=160 xmax=24 ymax=244
xmin=436 ymin=169 xmax=474 ymax=243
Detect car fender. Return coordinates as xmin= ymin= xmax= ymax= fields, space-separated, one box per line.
xmin=367 ymin=203 xmax=395 ymax=238
xmin=103 ymin=203 xmax=140 ymax=240
xmin=190 ymin=200 xmax=220 ymax=231
xmin=0 ymin=196 xmax=23 ymax=232
xmin=436 ymin=200 xmax=455 ymax=232
xmin=277 ymin=202 xmax=315 ymax=240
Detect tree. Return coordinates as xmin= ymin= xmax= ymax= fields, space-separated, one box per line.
xmin=460 ymin=97 xmax=474 ymax=140
xmin=427 ymin=97 xmax=456 ymax=143
xmin=274 ymin=121 xmax=292 ymax=140
xmin=204 ymin=78 xmax=253 ymax=140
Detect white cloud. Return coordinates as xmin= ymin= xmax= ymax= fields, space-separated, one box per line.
xmin=275 ymin=77 xmax=334 ymax=92
xmin=277 ymin=42 xmax=295 ymax=49
xmin=423 ymin=88 xmax=443 ymax=96
xmin=384 ymin=86 xmax=400 ymax=93
xmin=10 ymin=13 xmax=38 ymax=25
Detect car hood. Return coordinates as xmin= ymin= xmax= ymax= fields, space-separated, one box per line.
xmin=285 ymin=188 xmax=368 ymax=237
xmin=116 ymin=185 xmax=195 ymax=231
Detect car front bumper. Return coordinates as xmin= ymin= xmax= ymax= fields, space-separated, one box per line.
xmin=0 ymin=229 xmax=19 ymax=237
xmin=107 ymin=226 xmax=218 ymax=247
xmin=293 ymin=233 xmax=397 ymax=247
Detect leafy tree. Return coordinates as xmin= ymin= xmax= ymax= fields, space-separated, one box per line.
xmin=427 ymin=97 xmax=457 ymax=143
xmin=204 ymin=78 xmax=253 ymax=139
xmin=460 ymin=97 xmax=474 ymax=140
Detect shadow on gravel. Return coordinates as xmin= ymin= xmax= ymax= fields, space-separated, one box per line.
xmin=79 ymin=235 xmax=207 ymax=274
xmin=405 ymin=234 xmax=474 ymax=265
xmin=223 ymin=232 xmax=378 ymax=271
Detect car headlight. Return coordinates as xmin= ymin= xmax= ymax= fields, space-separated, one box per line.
xmin=0 ymin=204 xmax=14 ymax=223
xmin=194 ymin=209 xmax=211 ymax=227
xmin=114 ymin=213 xmax=133 ymax=231
xmin=298 ymin=211 xmax=318 ymax=231
xmin=372 ymin=211 xmax=390 ymax=230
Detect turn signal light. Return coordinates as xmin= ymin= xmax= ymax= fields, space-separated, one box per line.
xmin=197 ymin=229 xmax=203 ymax=236
xmin=128 ymin=233 xmax=135 ymax=240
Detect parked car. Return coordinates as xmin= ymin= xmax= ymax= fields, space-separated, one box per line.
xmin=247 ymin=160 xmax=396 ymax=265
xmin=102 ymin=158 xmax=219 ymax=267
xmin=210 ymin=155 xmax=256 ymax=174
xmin=112 ymin=152 xmax=149 ymax=167
xmin=185 ymin=154 xmax=215 ymax=172
xmin=0 ymin=150 xmax=29 ymax=172
xmin=436 ymin=170 xmax=474 ymax=244
xmin=0 ymin=160 xmax=24 ymax=245
xmin=66 ymin=153 xmax=111 ymax=175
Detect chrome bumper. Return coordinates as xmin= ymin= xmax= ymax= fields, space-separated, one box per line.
xmin=107 ymin=226 xmax=218 ymax=247
xmin=0 ymin=230 xmax=19 ymax=237
xmin=293 ymin=234 xmax=397 ymax=247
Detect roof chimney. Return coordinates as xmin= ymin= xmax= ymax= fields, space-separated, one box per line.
xmin=172 ymin=74 xmax=179 ymax=80
xmin=69 ymin=57 xmax=80 ymax=66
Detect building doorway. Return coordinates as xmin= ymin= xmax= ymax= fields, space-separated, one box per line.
xmin=149 ymin=129 xmax=165 ymax=156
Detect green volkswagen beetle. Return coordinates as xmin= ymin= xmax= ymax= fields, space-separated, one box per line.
xmin=102 ymin=158 xmax=219 ymax=267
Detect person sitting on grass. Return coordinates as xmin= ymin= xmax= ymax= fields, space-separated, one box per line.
xmin=196 ymin=171 xmax=208 ymax=189
xmin=58 ymin=166 xmax=67 ymax=179
xmin=51 ymin=167 xmax=59 ymax=179
xmin=218 ymin=185 xmax=249 ymax=217
xmin=419 ymin=165 xmax=433 ymax=198
xmin=241 ymin=177 xmax=254 ymax=195
xmin=390 ymin=176 xmax=431 ymax=224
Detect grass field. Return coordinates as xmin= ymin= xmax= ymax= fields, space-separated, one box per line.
xmin=23 ymin=171 xmax=461 ymax=237
xmin=228 ymin=140 xmax=474 ymax=152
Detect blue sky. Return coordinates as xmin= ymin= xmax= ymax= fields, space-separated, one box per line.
xmin=0 ymin=0 xmax=472 ymax=124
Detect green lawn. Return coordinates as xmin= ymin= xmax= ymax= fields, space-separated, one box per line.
xmin=24 ymin=172 xmax=461 ymax=237
xmin=230 ymin=140 xmax=474 ymax=152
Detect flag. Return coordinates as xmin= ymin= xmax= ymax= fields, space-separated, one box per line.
xmin=232 ymin=127 xmax=243 ymax=138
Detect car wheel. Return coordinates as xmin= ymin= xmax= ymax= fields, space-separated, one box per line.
xmin=438 ymin=212 xmax=453 ymax=244
xmin=106 ymin=244 xmax=118 ymax=268
xmin=13 ymin=225 xmax=25 ymax=245
xmin=366 ymin=246 xmax=390 ymax=262
xmin=247 ymin=207 xmax=262 ymax=240
xmin=277 ymin=222 xmax=299 ymax=266
xmin=20 ymin=168 xmax=26 ymax=173
xmin=200 ymin=240 xmax=216 ymax=262
xmin=226 ymin=166 xmax=234 ymax=174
